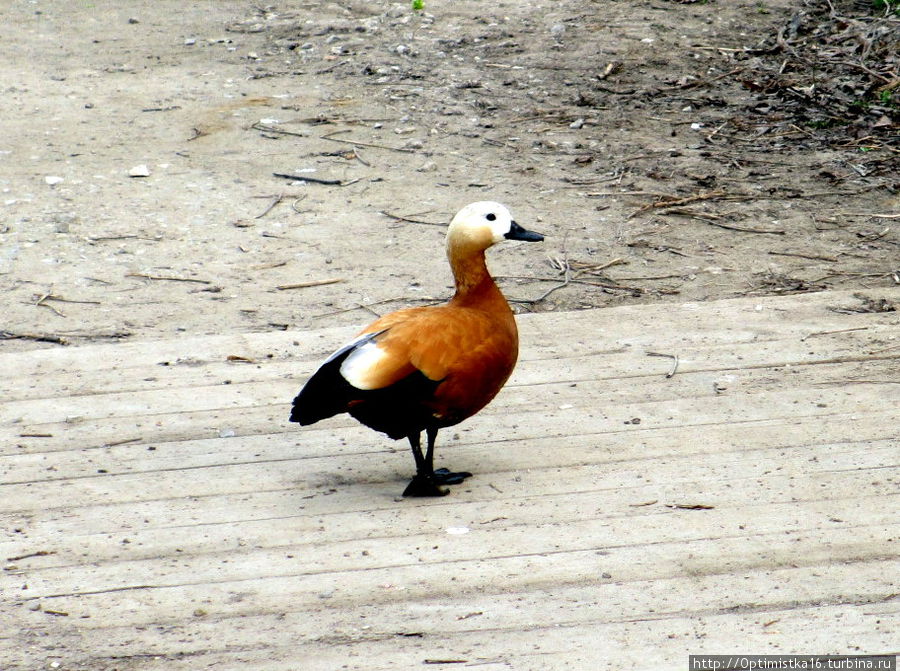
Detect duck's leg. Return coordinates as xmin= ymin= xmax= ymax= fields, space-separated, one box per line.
xmin=403 ymin=427 xmax=472 ymax=497
xmin=403 ymin=431 xmax=445 ymax=497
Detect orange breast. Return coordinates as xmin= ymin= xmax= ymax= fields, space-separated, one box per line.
xmin=359 ymin=303 xmax=519 ymax=427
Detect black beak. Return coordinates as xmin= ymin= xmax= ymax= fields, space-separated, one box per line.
xmin=505 ymin=220 xmax=544 ymax=242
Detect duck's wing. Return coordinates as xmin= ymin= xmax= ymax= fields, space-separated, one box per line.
xmin=356 ymin=307 xmax=518 ymax=424
xmin=289 ymin=324 xmax=442 ymax=437
xmin=290 ymin=306 xmax=517 ymax=437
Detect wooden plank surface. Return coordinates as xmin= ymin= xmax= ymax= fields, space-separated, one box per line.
xmin=1 ymin=289 xmax=898 ymax=670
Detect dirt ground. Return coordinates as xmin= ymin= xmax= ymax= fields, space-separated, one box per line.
xmin=2 ymin=0 xmax=897 ymax=353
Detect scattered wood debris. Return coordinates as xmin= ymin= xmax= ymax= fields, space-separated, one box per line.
xmin=276 ymin=279 xmax=344 ymax=290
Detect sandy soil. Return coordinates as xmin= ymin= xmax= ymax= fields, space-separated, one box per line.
xmin=2 ymin=0 xmax=897 ymax=353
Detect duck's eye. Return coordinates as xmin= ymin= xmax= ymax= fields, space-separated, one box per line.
xmin=485 ymin=213 xmax=496 ymax=221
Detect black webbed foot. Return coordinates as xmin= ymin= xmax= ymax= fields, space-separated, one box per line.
xmin=402 ymin=469 xmax=473 ymax=497
xmin=403 ymin=474 xmax=449 ymax=497
xmin=433 ymin=468 xmax=473 ymax=485
xmin=404 ymin=428 xmax=473 ymax=497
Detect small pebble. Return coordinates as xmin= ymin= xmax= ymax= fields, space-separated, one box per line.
xmin=128 ymin=164 xmax=151 ymax=178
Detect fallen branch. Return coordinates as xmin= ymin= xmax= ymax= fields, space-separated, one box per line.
xmin=801 ymin=326 xmax=869 ymax=341
xmin=6 ymin=550 xmax=56 ymax=561
xmin=127 ymin=273 xmax=211 ymax=284
xmin=276 ymin=278 xmax=344 ymax=290
xmin=514 ymin=278 xmax=571 ymax=305
xmin=35 ymin=293 xmax=65 ymax=317
xmin=703 ymin=220 xmax=786 ymax=235
xmin=38 ymin=295 xmax=101 ymax=305
xmin=768 ymin=251 xmax=838 ymax=262
xmin=255 ymin=193 xmax=284 ymax=219
xmin=515 ymin=236 xmax=573 ymax=305
xmin=628 ymin=190 xmax=751 ymax=219
xmin=659 ymin=67 xmax=743 ymax=91
xmin=646 ymin=351 xmax=680 ymax=378
xmin=272 ymin=173 xmax=355 ymax=186
xmin=381 ymin=210 xmax=446 ymax=226
xmin=103 ymin=437 xmax=143 ymax=448
xmin=321 ymin=130 xmax=415 ymax=154
xmin=251 ymin=122 xmax=307 ymax=138
xmin=248 ymin=260 xmax=289 ymax=271
xmin=313 ymin=295 xmax=441 ymax=319
xmin=0 ymin=330 xmax=68 ymax=345
xmin=503 ymin=275 xmax=648 ymax=295
xmin=661 ymin=207 xmax=786 ymax=234
xmin=838 ymin=212 xmax=900 ymax=219
xmin=596 ymin=61 xmax=622 ymax=81
xmin=56 ymin=330 xmax=132 ymax=341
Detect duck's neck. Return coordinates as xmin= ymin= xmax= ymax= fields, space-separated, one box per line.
xmin=447 ymin=245 xmax=509 ymax=311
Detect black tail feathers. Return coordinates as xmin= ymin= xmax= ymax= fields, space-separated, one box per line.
xmin=289 ymin=351 xmax=357 ymax=425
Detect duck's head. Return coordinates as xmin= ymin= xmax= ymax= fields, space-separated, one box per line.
xmin=447 ymin=201 xmax=544 ymax=254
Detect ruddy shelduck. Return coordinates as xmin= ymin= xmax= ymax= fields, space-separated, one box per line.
xmin=290 ymin=201 xmax=543 ymax=496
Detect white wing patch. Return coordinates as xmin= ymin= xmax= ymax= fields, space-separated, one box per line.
xmin=320 ymin=332 xmax=375 ymax=366
xmin=339 ymin=337 xmax=390 ymax=390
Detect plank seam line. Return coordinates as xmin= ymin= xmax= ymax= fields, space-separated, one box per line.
xmin=11 ymin=535 xmax=898 ymax=597
xmin=15 ymin=555 xmax=899 ymax=610
xmin=5 ymin=402 xmax=895 ymax=456
xmin=3 ymin=350 xmax=897 ymax=404
xmin=3 ymin=437 xmax=898 ymax=486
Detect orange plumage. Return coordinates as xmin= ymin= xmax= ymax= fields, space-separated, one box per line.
xmin=290 ymin=201 xmax=543 ymax=496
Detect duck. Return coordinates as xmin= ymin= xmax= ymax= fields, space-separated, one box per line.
xmin=289 ymin=201 xmax=543 ymax=497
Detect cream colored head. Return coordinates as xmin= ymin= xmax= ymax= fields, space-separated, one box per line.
xmin=446 ymin=201 xmax=543 ymax=253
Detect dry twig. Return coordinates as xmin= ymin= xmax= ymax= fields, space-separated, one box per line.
xmin=646 ymin=351 xmax=680 ymax=378
xmin=35 ymin=294 xmax=65 ymax=317
xmin=381 ymin=211 xmax=445 ymax=226
xmin=0 ymin=331 xmax=68 ymax=344
xmin=251 ymin=122 xmax=307 ymax=138
xmin=127 ymin=273 xmax=211 ymax=284
xmin=768 ymin=251 xmax=839 ymax=262
xmin=628 ymin=190 xmax=751 ymax=219
xmin=255 ymin=193 xmax=284 ymax=219
xmin=272 ymin=172 xmax=353 ymax=186
xmin=103 ymin=437 xmax=143 ymax=447
xmin=596 ymin=61 xmax=622 ymax=81
xmin=321 ymin=130 xmax=415 ymax=154
xmin=276 ymin=278 xmax=344 ymax=291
